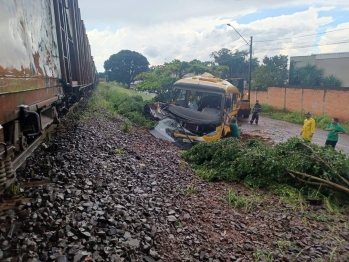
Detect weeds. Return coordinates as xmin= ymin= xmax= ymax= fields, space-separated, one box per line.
xmin=113 ymin=148 xmax=125 ymax=154
xmin=3 ymin=182 xmax=20 ymax=197
xmin=253 ymin=249 xmax=273 ymax=262
xmin=121 ymin=118 xmax=132 ymax=132
xmin=177 ymin=181 xmax=197 ymax=196
xmin=185 ymin=184 xmax=197 ymax=195
xmin=276 ymin=241 xmax=291 ymax=252
xmin=272 ymin=184 xmax=305 ymax=210
xmin=222 ymin=189 xmax=256 ymax=211
xmin=305 ymin=212 xmax=328 ymax=222
xmin=330 ymin=247 xmax=338 ymax=262
xmin=81 ymin=82 xmax=155 ymax=127
xmin=45 ymin=131 xmax=52 ymax=142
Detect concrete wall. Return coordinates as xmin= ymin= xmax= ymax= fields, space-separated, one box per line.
xmin=290 ymin=55 xmax=349 ymax=86
xmin=254 ymin=86 xmax=349 ymax=122
xmin=316 ymin=58 xmax=349 ymax=86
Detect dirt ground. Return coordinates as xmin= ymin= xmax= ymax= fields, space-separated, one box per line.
xmin=239 ymin=116 xmax=349 ymax=154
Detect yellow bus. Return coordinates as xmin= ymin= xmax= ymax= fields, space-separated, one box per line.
xmin=147 ymin=73 xmax=241 ymax=147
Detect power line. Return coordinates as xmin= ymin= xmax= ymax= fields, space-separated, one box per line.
xmin=255 ymin=39 xmax=349 ymax=53
xmin=254 ymin=27 xmax=349 ymax=43
xmin=255 ymin=36 xmax=347 ymax=48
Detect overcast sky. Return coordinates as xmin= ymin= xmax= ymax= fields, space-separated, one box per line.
xmin=78 ymin=0 xmax=349 ymax=72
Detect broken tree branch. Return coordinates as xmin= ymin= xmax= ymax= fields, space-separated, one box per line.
xmin=287 ymin=170 xmax=349 ymax=195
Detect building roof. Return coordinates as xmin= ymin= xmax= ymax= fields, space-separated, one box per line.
xmin=315 ymin=52 xmax=349 ymax=60
xmin=291 ymin=52 xmax=349 ymax=60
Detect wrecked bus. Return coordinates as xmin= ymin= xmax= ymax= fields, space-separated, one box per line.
xmin=145 ymin=73 xmax=241 ymax=148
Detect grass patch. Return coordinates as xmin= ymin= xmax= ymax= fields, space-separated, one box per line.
xmin=178 ymin=180 xmax=197 ymax=196
xmin=258 ymin=103 xmax=349 ymax=131
xmin=222 ymin=188 xmax=262 ymax=211
xmin=253 ymin=249 xmax=274 ymax=262
xmin=81 ymin=82 xmax=155 ymax=127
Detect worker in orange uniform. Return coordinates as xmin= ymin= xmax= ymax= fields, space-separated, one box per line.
xmin=300 ymin=112 xmax=316 ymax=141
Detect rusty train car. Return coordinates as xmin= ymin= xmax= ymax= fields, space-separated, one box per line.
xmin=0 ymin=0 xmax=98 ymax=190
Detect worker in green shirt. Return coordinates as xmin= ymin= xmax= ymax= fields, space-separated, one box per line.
xmin=324 ymin=118 xmax=346 ymax=149
xmin=224 ymin=117 xmax=240 ymax=138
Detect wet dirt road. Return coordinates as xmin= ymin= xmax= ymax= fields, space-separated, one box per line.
xmin=239 ymin=116 xmax=349 ymax=154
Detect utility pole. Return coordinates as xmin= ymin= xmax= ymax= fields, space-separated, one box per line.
xmin=248 ymin=36 xmax=253 ymax=101
xmin=226 ymin=24 xmax=253 ymax=101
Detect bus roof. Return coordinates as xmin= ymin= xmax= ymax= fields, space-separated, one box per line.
xmin=173 ymin=72 xmax=239 ymax=94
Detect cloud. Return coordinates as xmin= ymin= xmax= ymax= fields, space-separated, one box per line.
xmin=80 ymin=0 xmax=347 ymax=27
xmin=317 ymin=22 xmax=349 ymax=53
xmin=85 ymin=5 xmax=349 ymax=71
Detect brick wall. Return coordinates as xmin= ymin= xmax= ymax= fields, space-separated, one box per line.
xmin=268 ymin=87 xmax=286 ymax=110
xmin=302 ymin=89 xmax=324 ymax=115
xmin=285 ymin=88 xmax=303 ymax=112
xmin=253 ymin=90 xmax=268 ymax=104
xmin=255 ymin=86 xmax=349 ymax=122
xmin=324 ymin=90 xmax=349 ymax=122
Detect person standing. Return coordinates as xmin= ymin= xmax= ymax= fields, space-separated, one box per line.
xmin=250 ymin=100 xmax=261 ymax=125
xmin=324 ymin=118 xmax=346 ymax=149
xmin=300 ymin=112 xmax=316 ymax=141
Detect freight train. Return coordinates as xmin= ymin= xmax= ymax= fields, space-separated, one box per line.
xmin=0 ymin=0 xmax=98 ymax=190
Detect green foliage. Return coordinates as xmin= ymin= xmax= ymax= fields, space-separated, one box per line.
xmin=135 ymin=59 xmax=228 ymax=102
xmin=289 ymin=63 xmax=343 ymax=87
xmin=3 ymin=182 xmax=21 ymax=197
xmin=182 ymin=137 xmax=349 ymax=205
xmin=121 ymin=118 xmax=132 ymax=132
xmin=210 ymin=48 xmax=259 ymax=79
xmin=135 ymin=66 xmax=178 ymax=102
xmin=252 ymin=55 xmax=288 ymax=90
xmin=222 ymin=188 xmax=262 ymax=211
xmin=289 ymin=63 xmax=324 ymax=86
xmin=84 ymin=82 xmax=155 ymax=127
xmin=323 ymin=74 xmax=343 ymax=87
xmin=104 ymin=50 xmax=149 ymax=88
xmin=98 ymin=72 xmax=106 ymax=78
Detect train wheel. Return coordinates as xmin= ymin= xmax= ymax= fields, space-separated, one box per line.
xmin=20 ymin=136 xmax=28 ymax=151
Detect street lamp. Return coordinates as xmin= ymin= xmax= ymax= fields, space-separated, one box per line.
xmin=227 ymin=23 xmax=253 ymax=101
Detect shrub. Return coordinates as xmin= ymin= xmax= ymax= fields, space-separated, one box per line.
xmin=182 ymin=137 xmax=349 ymax=203
xmin=121 ymin=118 xmax=132 ymax=132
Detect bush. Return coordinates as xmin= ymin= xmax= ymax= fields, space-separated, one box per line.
xmin=121 ymin=118 xmax=132 ymax=132
xmin=93 ymin=82 xmax=154 ymax=127
xmin=182 ymin=137 xmax=349 ymax=203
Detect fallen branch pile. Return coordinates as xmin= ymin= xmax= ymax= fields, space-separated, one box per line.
xmin=182 ymin=137 xmax=349 ymax=200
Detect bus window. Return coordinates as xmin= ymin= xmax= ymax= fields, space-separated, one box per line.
xmin=232 ymin=93 xmax=238 ymax=110
xmin=224 ymin=95 xmax=232 ymax=112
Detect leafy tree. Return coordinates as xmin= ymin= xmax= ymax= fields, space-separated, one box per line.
xmin=98 ymin=72 xmax=106 ymax=78
xmin=210 ymin=48 xmax=259 ymax=79
xmin=135 ymin=64 xmax=179 ymax=102
xmin=252 ymin=55 xmax=288 ymax=90
xmin=323 ymin=74 xmax=343 ymax=87
xmin=104 ymin=50 xmax=149 ymax=88
xmin=135 ymin=59 xmax=229 ymax=102
xmin=165 ymin=59 xmax=190 ymax=78
xmin=289 ymin=63 xmax=324 ymax=86
xmin=290 ymin=63 xmax=343 ymax=87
